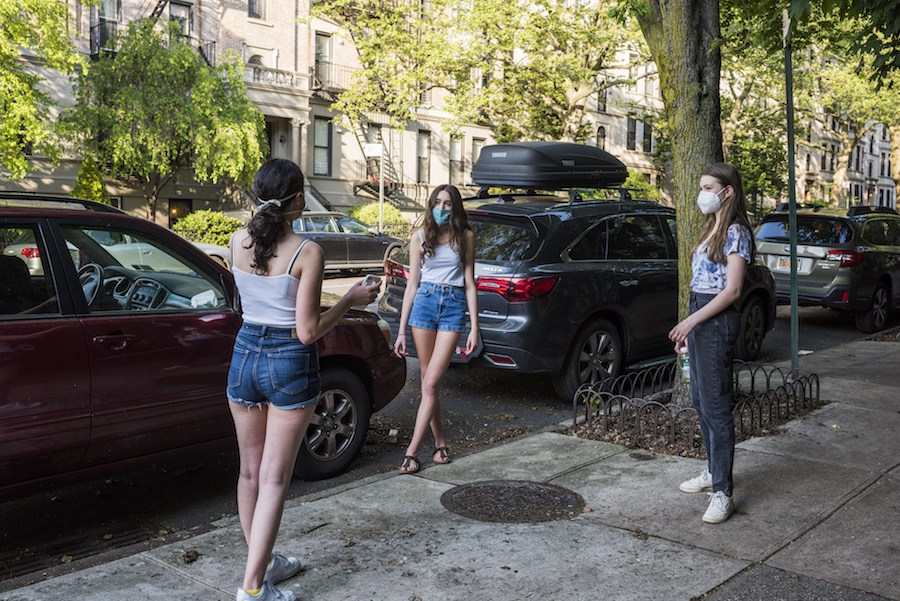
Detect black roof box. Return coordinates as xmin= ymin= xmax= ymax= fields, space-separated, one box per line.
xmin=470 ymin=141 xmax=628 ymax=189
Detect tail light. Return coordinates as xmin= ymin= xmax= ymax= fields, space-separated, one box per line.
xmin=20 ymin=247 xmax=40 ymax=259
xmin=824 ymin=250 xmax=864 ymax=267
xmin=476 ymin=276 xmax=559 ymax=302
xmin=385 ymin=258 xmax=409 ymax=279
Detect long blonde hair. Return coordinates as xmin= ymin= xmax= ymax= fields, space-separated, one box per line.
xmin=692 ymin=163 xmax=754 ymax=264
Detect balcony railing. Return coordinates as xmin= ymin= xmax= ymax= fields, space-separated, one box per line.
xmin=245 ymin=66 xmax=307 ymax=89
xmin=90 ymin=18 xmax=118 ymax=59
xmin=310 ymin=60 xmax=357 ymax=92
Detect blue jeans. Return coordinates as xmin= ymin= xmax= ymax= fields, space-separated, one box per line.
xmin=408 ymin=281 xmax=467 ymax=332
xmin=227 ymin=323 xmax=321 ymax=410
xmin=688 ymin=292 xmax=739 ymax=496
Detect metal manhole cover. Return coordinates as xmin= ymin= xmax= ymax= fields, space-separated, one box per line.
xmin=440 ymin=480 xmax=584 ymax=523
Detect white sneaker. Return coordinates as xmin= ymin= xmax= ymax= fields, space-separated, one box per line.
xmin=679 ymin=469 xmax=713 ymax=493
xmin=702 ymin=491 xmax=735 ymax=524
xmin=265 ymin=553 xmax=302 ymax=584
xmin=236 ymin=582 xmax=296 ymax=601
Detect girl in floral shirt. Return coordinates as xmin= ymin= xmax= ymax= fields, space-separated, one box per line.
xmin=668 ymin=163 xmax=754 ymax=525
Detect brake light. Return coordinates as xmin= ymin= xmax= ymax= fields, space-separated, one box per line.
xmin=385 ymin=258 xmax=409 ymax=279
xmin=20 ymin=247 xmax=40 ymax=259
xmin=824 ymin=250 xmax=864 ymax=267
xmin=477 ymin=276 xmax=559 ymax=302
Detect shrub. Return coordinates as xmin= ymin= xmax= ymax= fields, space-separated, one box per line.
xmin=173 ymin=210 xmax=244 ymax=246
xmin=348 ymin=202 xmax=407 ymax=227
xmin=71 ymin=157 xmax=111 ymax=205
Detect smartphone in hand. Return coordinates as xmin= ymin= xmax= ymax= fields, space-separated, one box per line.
xmin=362 ymin=274 xmax=381 ymax=287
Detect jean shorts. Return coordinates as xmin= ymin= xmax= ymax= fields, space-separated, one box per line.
xmin=227 ymin=323 xmax=321 ymax=410
xmin=408 ymin=281 xmax=466 ymax=332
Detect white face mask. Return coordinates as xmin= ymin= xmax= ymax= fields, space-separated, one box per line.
xmin=697 ymin=189 xmax=725 ymax=214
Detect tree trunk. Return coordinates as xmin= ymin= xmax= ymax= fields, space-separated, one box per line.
xmin=634 ymin=0 xmax=723 ymax=407
xmin=889 ymin=124 xmax=900 ymax=204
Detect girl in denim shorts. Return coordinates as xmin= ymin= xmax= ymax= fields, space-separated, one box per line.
xmin=227 ymin=159 xmax=379 ymax=601
xmin=669 ymin=163 xmax=754 ymax=525
xmin=393 ymin=184 xmax=479 ymax=474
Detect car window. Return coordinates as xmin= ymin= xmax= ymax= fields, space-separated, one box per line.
xmin=885 ymin=219 xmax=900 ymax=245
xmin=60 ymin=225 xmax=227 ymax=313
xmin=567 ymin=221 xmax=608 ymax=260
xmin=861 ymin=219 xmax=900 ymax=246
xmin=306 ymin=216 xmax=337 ymax=233
xmin=756 ymin=216 xmax=853 ymax=245
xmin=607 ymin=215 xmax=668 ymax=260
xmin=0 ymin=226 xmax=59 ymax=316
xmin=337 ymin=216 xmax=372 ymax=235
xmin=469 ymin=219 xmax=540 ymax=262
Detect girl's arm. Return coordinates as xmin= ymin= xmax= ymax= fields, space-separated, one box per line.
xmin=393 ymin=232 xmax=423 ymax=357
xmin=462 ymin=229 xmax=479 ymax=355
xmin=668 ymin=252 xmax=746 ymax=351
xmin=294 ymin=242 xmax=379 ymax=345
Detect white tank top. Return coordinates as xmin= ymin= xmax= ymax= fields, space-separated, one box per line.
xmin=232 ymin=239 xmax=307 ymax=328
xmin=418 ymin=230 xmax=465 ymax=287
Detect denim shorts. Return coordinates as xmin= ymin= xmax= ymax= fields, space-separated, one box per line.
xmin=227 ymin=323 xmax=321 ymax=410
xmin=408 ymin=281 xmax=466 ymax=332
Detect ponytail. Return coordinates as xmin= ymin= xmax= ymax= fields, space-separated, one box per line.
xmin=245 ymin=159 xmax=304 ymax=273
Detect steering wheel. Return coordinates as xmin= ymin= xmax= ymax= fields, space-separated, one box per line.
xmin=77 ymin=263 xmax=103 ymax=306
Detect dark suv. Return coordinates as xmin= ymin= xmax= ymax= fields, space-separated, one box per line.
xmin=0 ymin=194 xmax=405 ymax=497
xmin=755 ymin=205 xmax=900 ymax=333
xmin=378 ymin=142 xmax=776 ymax=399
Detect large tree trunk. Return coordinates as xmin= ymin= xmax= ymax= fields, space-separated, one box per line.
xmin=890 ymin=124 xmax=900 ymax=204
xmin=634 ymin=0 xmax=723 ymax=407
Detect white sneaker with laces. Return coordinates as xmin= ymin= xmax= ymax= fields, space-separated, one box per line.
xmin=265 ymin=553 xmax=302 ymax=584
xmin=702 ymin=491 xmax=735 ymax=524
xmin=679 ymin=469 xmax=713 ymax=493
xmin=236 ymin=582 xmax=297 ymax=601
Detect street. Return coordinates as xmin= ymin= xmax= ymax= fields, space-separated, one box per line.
xmin=0 ymin=272 xmax=896 ymax=590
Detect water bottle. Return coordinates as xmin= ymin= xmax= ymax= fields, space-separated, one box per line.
xmin=679 ymin=347 xmax=690 ymax=383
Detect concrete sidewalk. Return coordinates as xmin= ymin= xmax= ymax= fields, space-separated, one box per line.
xmin=2 ymin=340 xmax=898 ymax=601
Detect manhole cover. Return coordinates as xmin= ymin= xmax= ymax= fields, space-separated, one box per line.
xmin=440 ymin=480 xmax=584 ymax=523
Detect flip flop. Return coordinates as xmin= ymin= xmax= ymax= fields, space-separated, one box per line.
xmin=400 ymin=455 xmax=420 ymax=474
xmin=434 ymin=446 xmax=451 ymax=464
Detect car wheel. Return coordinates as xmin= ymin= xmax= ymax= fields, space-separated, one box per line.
xmin=551 ymin=318 xmax=622 ymax=400
xmin=294 ymin=366 xmax=371 ymax=480
xmin=735 ymin=295 xmax=765 ymax=361
xmin=854 ymin=282 xmax=890 ymax=334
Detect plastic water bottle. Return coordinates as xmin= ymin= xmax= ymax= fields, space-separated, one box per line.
xmin=679 ymin=347 xmax=690 ymax=383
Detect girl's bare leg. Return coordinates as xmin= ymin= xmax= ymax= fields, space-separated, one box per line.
xmin=406 ymin=328 xmax=461 ymax=462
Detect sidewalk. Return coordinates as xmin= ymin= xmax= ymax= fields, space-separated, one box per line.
xmin=2 ymin=340 xmax=898 ymax=601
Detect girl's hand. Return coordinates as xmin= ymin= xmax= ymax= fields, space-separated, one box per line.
xmin=344 ymin=279 xmax=380 ymax=308
xmin=464 ymin=329 xmax=478 ymax=356
xmin=394 ymin=333 xmax=407 ymax=357
xmin=668 ymin=318 xmax=693 ymax=348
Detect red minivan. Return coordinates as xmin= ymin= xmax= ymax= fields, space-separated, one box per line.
xmin=0 ymin=195 xmax=405 ymax=498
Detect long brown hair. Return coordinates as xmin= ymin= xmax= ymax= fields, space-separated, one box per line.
xmin=245 ymin=159 xmax=304 ymax=274
xmin=421 ymin=184 xmax=469 ymax=261
xmin=692 ymin=163 xmax=754 ymax=264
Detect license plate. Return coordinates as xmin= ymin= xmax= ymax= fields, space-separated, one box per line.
xmin=777 ymin=257 xmax=800 ymax=270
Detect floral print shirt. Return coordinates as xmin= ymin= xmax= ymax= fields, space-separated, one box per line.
xmin=690 ymin=223 xmax=752 ymax=292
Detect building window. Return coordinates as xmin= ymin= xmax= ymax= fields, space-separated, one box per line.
xmin=821 ymin=150 xmax=827 ymax=171
xmin=596 ymin=126 xmax=606 ymax=151
xmin=806 ymin=153 xmax=811 ymax=172
xmin=249 ymin=0 xmax=265 ymax=20
xmin=471 ymin=138 xmax=484 ymax=172
xmin=830 ymin=144 xmax=836 ymax=171
xmin=881 ymin=153 xmax=887 ymax=177
xmin=99 ymin=0 xmax=119 ymax=21
xmin=313 ymin=118 xmax=331 ymax=176
xmin=450 ymin=137 xmax=463 ymax=186
xmin=855 ymin=146 xmax=861 ymax=171
xmin=597 ymin=88 xmax=607 ymax=113
xmin=642 ymin=122 xmax=652 ymax=153
xmin=626 ymin=118 xmax=636 ymax=151
xmin=170 ymin=2 xmax=190 ymax=37
xmin=643 ymin=72 xmax=654 ymax=96
xmin=417 ymin=130 xmax=431 ymax=184
xmin=419 ymin=82 xmax=432 ymax=106
xmin=315 ymin=32 xmax=331 ymax=85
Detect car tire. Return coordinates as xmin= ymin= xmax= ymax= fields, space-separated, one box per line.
xmin=735 ymin=295 xmax=765 ymax=362
xmin=551 ymin=318 xmax=622 ymax=400
xmin=854 ymin=281 xmax=890 ymax=334
xmin=294 ymin=366 xmax=371 ymax=480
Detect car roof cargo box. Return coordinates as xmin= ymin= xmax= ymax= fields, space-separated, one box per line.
xmin=470 ymin=141 xmax=628 ymax=189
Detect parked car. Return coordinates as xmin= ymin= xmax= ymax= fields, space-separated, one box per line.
xmin=755 ymin=204 xmax=900 ymax=333
xmin=378 ymin=142 xmax=776 ymax=399
xmin=292 ymin=211 xmax=402 ymax=273
xmin=0 ymin=195 xmax=406 ymax=498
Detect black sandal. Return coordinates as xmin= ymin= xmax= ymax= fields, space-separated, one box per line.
xmin=434 ymin=447 xmax=451 ymax=464
xmin=400 ymin=455 xmax=420 ymax=474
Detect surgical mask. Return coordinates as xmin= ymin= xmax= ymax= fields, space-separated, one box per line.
xmin=432 ymin=208 xmax=451 ymax=227
xmin=697 ymin=189 xmax=725 ymax=214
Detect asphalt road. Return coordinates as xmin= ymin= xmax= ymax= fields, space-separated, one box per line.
xmin=1 ymin=273 xmax=895 ymax=589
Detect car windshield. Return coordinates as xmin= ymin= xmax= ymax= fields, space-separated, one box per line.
xmin=470 ymin=218 xmax=540 ymax=262
xmin=756 ymin=215 xmax=853 ymax=245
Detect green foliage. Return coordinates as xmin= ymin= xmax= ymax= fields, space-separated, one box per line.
xmin=348 ymin=202 xmax=407 ymax=226
xmin=623 ymin=172 xmax=662 ymax=203
xmin=62 ymin=20 xmax=268 ymax=219
xmin=0 ymin=0 xmax=91 ymax=178
xmin=310 ymin=0 xmax=646 ymax=142
xmin=173 ymin=210 xmax=243 ymax=246
xmin=71 ymin=156 xmax=111 ymax=205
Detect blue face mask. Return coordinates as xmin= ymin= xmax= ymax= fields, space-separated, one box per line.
xmin=432 ymin=208 xmax=451 ymax=227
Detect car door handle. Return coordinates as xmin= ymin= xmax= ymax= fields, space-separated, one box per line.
xmin=93 ymin=332 xmax=137 ymax=350
xmin=619 ymin=279 xmax=639 ymax=287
